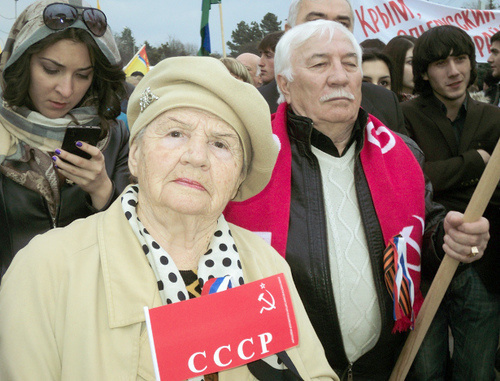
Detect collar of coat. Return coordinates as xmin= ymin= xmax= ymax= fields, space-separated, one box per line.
xmin=97 ymin=189 xmax=162 ymax=328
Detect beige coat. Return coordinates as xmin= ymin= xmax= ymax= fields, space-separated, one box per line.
xmin=0 ymin=194 xmax=338 ymax=381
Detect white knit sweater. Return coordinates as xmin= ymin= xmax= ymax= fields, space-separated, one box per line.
xmin=312 ymin=144 xmax=381 ymax=363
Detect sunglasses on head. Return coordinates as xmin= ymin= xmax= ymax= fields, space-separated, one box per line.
xmin=43 ymin=3 xmax=107 ymax=37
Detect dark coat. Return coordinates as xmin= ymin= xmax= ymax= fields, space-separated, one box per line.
xmin=283 ymin=108 xmax=445 ymax=379
xmin=259 ymin=79 xmax=408 ymax=135
xmin=0 ymin=120 xmax=130 ymax=276
xmin=402 ymin=93 xmax=500 ymax=293
xmin=484 ymin=83 xmax=500 ymax=105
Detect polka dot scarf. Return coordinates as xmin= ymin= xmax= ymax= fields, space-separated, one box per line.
xmin=121 ymin=185 xmax=245 ymax=305
xmin=122 ymin=186 xmax=295 ymax=379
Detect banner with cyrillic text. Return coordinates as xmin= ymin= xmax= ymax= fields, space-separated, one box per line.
xmin=144 ymin=273 xmax=298 ymax=381
xmin=352 ymin=0 xmax=500 ymax=61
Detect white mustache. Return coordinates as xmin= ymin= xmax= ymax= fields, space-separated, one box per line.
xmin=320 ymin=89 xmax=355 ymax=102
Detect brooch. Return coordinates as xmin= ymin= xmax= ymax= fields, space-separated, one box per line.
xmin=139 ymin=87 xmax=159 ymax=112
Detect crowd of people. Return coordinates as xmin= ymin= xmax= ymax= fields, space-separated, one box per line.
xmin=0 ymin=0 xmax=498 ymax=380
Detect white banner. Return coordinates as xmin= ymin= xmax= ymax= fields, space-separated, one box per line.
xmin=352 ymin=0 xmax=500 ymax=62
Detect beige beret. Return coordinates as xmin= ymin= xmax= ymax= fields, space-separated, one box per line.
xmin=127 ymin=56 xmax=278 ymax=201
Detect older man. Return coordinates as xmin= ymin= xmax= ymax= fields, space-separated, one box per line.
xmin=236 ymin=52 xmax=262 ymax=87
xmin=259 ymin=0 xmax=406 ymax=135
xmin=224 ymin=20 xmax=490 ymax=380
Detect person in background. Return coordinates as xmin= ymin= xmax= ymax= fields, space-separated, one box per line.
xmin=481 ymin=69 xmax=500 ymax=104
xmin=258 ymin=30 xmax=285 ymax=86
xmin=224 ymin=20 xmax=490 ymax=380
xmin=383 ymin=35 xmax=417 ymax=102
xmin=0 ymin=56 xmax=338 ymax=381
xmin=402 ymin=25 xmax=500 ymax=380
xmin=257 ymin=31 xmax=286 ymax=113
xmin=236 ymin=52 xmax=262 ymax=87
xmin=359 ymin=38 xmax=386 ymax=52
xmin=125 ymin=70 xmax=144 ymax=86
xmin=486 ymin=31 xmax=500 ymax=105
xmin=362 ymin=50 xmax=393 ymax=90
xmin=117 ymin=81 xmax=136 ymax=130
xmin=260 ymin=0 xmax=407 ymax=134
xmin=220 ymin=56 xmax=254 ymax=85
xmin=0 ymin=0 xmax=130 ymax=278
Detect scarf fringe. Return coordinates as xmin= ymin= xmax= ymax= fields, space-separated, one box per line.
xmin=392 ymin=316 xmax=413 ymax=333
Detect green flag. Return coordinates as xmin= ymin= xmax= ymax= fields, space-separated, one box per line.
xmin=198 ymin=0 xmax=221 ymax=56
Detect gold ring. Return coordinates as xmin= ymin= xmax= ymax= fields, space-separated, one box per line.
xmin=468 ymin=246 xmax=479 ymax=258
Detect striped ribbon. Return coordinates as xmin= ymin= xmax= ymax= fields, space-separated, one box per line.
xmin=383 ymin=235 xmax=415 ymax=331
xmin=202 ymin=275 xmax=233 ymax=296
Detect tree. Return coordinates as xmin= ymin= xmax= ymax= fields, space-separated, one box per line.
xmin=260 ymin=12 xmax=282 ymax=36
xmin=485 ymin=0 xmax=499 ymax=8
xmin=234 ymin=41 xmax=260 ymax=56
xmin=166 ymin=37 xmax=195 ymax=57
xmin=462 ymin=0 xmax=499 ymax=8
xmin=114 ymin=27 xmax=136 ymax=66
xmin=227 ymin=13 xmax=283 ymax=56
xmin=142 ymin=38 xmax=198 ymax=66
xmin=143 ymin=41 xmax=163 ymax=66
xmin=114 ymin=27 xmax=198 ymax=68
xmin=227 ymin=21 xmax=257 ymax=55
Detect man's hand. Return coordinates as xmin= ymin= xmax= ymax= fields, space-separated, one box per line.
xmin=477 ymin=149 xmax=490 ymax=164
xmin=443 ymin=211 xmax=490 ymax=263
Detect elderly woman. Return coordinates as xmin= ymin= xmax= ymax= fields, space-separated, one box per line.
xmin=0 ymin=57 xmax=337 ymax=380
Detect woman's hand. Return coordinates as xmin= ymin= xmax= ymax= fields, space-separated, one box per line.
xmin=52 ymin=141 xmax=112 ymax=210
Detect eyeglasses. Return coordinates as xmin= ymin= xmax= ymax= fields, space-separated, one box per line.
xmin=43 ymin=3 xmax=108 ymax=37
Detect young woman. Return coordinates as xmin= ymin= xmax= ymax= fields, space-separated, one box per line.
xmin=362 ymin=50 xmax=393 ymax=90
xmin=383 ymin=35 xmax=417 ymax=101
xmin=0 ymin=0 xmax=130 ymax=277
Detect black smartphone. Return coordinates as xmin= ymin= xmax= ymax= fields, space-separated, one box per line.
xmin=61 ymin=125 xmax=102 ymax=160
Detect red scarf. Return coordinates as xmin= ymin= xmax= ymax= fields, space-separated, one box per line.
xmin=224 ymin=103 xmax=425 ymax=331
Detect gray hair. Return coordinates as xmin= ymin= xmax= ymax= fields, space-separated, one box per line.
xmin=287 ymin=0 xmax=354 ymax=28
xmin=275 ymin=19 xmax=362 ymax=103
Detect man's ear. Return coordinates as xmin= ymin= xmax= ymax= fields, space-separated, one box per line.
xmin=285 ymin=22 xmax=292 ymax=31
xmin=423 ymin=72 xmax=429 ymax=81
xmin=277 ymin=74 xmax=291 ymax=103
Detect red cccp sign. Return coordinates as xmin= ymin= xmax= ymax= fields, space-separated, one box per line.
xmin=188 ymin=332 xmax=273 ymax=373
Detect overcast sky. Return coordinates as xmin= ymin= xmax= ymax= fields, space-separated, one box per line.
xmin=0 ymin=0 xmax=477 ymax=56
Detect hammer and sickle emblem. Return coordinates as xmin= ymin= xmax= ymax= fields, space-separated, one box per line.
xmin=258 ymin=290 xmax=276 ymax=314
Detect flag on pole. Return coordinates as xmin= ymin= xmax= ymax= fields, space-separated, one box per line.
xmin=198 ymin=0 xmax=221 ymax=56
xmin=123 ymin=45 xmax=150 ymax=77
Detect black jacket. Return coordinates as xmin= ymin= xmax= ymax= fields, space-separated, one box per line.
xmin=402 ymin=93 xmax=500 ymax=294
xmin=484 ymin=83 xmax=500 ymax=106
xmin=259 ymin=79 xmax=408 ymax=135
xmin=0 ymin=120 xmax=130 ymax=277
xmin=284 ymin=108 xmax=445 ymax=380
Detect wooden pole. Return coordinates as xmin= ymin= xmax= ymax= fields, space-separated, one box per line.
xmin=218 ymin=3 xmax=226 ymax=58
xmin=390 ymin=138 xmax=500 ymax=380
